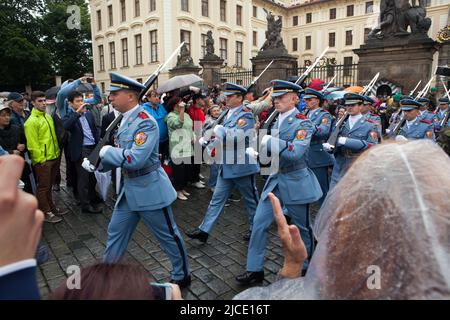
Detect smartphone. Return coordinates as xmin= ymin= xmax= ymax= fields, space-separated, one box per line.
xmin=150 ymin=282 xmax=173 ymax=300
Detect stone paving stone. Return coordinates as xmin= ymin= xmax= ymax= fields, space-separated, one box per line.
xmin=192 ymin=268 xmax=216 ymax=283
xmin=197 ymin=255 xmax=218 ymax=269
xmin=205 ymin=278 xmax=232 ymax=296
xmin=47 ymin=276 xmax=66 ymax=292
xmin=188 ymin=277 xmax=210 ymax=297
xmin=41 ymin=262 xmax=65 ymax=281
xmin=211 ymin=255 xmax=236 ymax=268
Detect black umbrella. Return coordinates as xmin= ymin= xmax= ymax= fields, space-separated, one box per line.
xmin=45 ymin=86 xmax=60 ymax=100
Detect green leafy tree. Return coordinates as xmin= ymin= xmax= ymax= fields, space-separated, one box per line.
xmin=39 ymin=0 xmax=92 ymax=81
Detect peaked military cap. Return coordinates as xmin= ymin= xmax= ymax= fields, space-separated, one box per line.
xmin=109 ymin=72 xmax=145 ymax=92
xmin=303 ymin=88 xmax=324 ymax=100
xmin=344 ymin=93 xmax=364 ymax=105
xmin=271 ymin=80 xmax=302 ymax=97
xmin=400 ymin=98 xmax=422 ymax=111
xmin=439 ymin=96 xmax=449 ymax=104
xmin=222 ymin=82 xmax=247 ymax=96
xmin=363 ymin=95 xmax=375 ymax=105
xmin=417 ymin=97 xmax=431 ymax=104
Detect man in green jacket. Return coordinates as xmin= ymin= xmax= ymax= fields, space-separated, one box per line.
xmin=24 ymin=91 xmax=66 ymax=223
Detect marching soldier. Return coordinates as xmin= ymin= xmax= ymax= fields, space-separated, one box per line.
xmin=323 ymin=93 xmax=379 ymax=191
xmin=434 ymin=97 xmax=450 ymax=131
xmin=303 ymin=88 xmax=334 ymax=206
xmin=83 ymin=72 xmax=191 ymax=288
xmin=395 ymin=98 xmax=435 ymax=141
xmin=417 ymin=97 xmax=436 ymax=122
xmin=236 ymin=80 xmax=322 ymax=285
xmin=186 ymin=83 xmax=260 ymax=243
xmin=362 ymin=95 xmax=382 ymax=141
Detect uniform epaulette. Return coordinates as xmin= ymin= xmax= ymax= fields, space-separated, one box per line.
xmin=366 ymin=118 xmax=377 ymax=124
xmin=296 ymin=113 xmax=307 ymax=120
xmin=420 ymin=118 xmax=432 ymax=124
xmin=138 ymin=111 xmax=150 ymax=120
xmin=242 ymin=107 xmax=252 ymax=113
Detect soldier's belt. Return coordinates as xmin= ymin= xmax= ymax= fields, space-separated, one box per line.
xmin=279 ymin=162 xmax=307 ymax=174
xmin=122 ymin=161 xmax=161 ymax=179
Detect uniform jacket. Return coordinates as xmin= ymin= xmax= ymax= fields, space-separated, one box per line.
xmin=305 ymin=108 xmax=334 ymax=168
xmin=398 ymin=117 xmax=435 ymax=140
xmin=100 ymin=105 xmax=176 ymax=211
xmin=335 ymin=116 xmax=379 ymax=156
xmin=209 ymin=105 xmax=260 ymax=179
xmin=24 ymin=108 xmax=60 ymax=165
xmin=261 ymin=109 xmax=322 ymax=205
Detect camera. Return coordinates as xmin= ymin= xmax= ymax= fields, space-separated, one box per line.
xmin=86 ymin=77 xmax=93 ymax=83
xmin=150 ymin=282 xmax=173 ymax=300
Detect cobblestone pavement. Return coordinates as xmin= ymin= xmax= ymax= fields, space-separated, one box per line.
xmin=38 ymin=166 xmax=319 ymax=300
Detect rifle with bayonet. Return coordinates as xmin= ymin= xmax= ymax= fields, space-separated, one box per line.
xmin=87 ymin=43 xmax=184 ymax=169
xmin=261 ymin=47 xmax=330 ymax=132
xmin=201 ymin=60 xmax=274 ymax=136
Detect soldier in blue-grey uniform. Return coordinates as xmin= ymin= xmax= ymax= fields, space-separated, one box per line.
xmin=395 ymin=98 xmax=435 ymax=141
xmin=82 ymin=72 xmax=191 ymax=288
xmin=236 ymin=80 xmax=322 ymax=285
xmin=323 ymin=93 xmax=379 ymax=191
xmin=186 ymin=82 xmax=260 ymax=243
xmin=434 ymin=97 xmax=450 ymax=131
xmin=362 ymin=95 xmax=382 ymax=141
xmin=417 ymin=97 xmax=436 ymax=122
xmin=303 ymin=88 xmax=334 ymax=206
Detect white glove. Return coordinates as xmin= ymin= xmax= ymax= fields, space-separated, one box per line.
xmin=322 ymin=142 xmax=335 ymax=152
xmin=395 ymin=135 xmax=408 ymax=142
xmin=99 ymin=145 xmax=112 ymax=158
xmin=260 ymin=135 xmax=271 ymax=147
xmin=213 ymin=125 xmax=226 ymax=138
xmin=246 ymin=147 xmax=259 ymax=159
xmin=82 ymin=158 xmax=95 ymax=173
xmin=385 ymin=128 xmax=391 ymax=134
xmin=198 ymin=137 xmax=208 ymax=146
xmin=337 ymin=137 xmax=347 ymax=146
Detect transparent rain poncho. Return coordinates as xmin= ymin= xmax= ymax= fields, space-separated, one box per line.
xmin=235 ymin=141 xmax=450 ymax=300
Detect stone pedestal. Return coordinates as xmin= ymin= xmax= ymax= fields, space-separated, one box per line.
xmin=169 ymin=65 xmax=202 ymax=78
xmin=251 ymin=54 xmax=298 ymax=94
xmin=199 ymin=57 xmax=224 ymax=86
xmin=354 ymin=36 xmax=439 ymax=94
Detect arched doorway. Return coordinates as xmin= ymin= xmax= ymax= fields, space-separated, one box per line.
xmin=376 ymin=84 xmax=392 ymax=97
xmin=371 ymin=79 xmax=401 ymax=98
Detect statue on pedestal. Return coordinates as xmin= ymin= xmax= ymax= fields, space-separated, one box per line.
xmin=260 ymin=9 xmax=288 ymax=55
xmin=176 ymin=43 xmax=194 ymax=67
xmin=368 ymin=0 xmax=431 ymax=40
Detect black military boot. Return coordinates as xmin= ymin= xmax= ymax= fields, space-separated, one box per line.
xmin=185 ymin=228 xmax=209 ymax=243
xmin=235 ymin=271 xmax=264 ymax=285
xmin=170 ymin=275 xmax=191 ymax=289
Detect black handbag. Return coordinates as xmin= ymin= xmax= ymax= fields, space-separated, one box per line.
xmin=52 ymin=110 xmax=68 ymax=148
